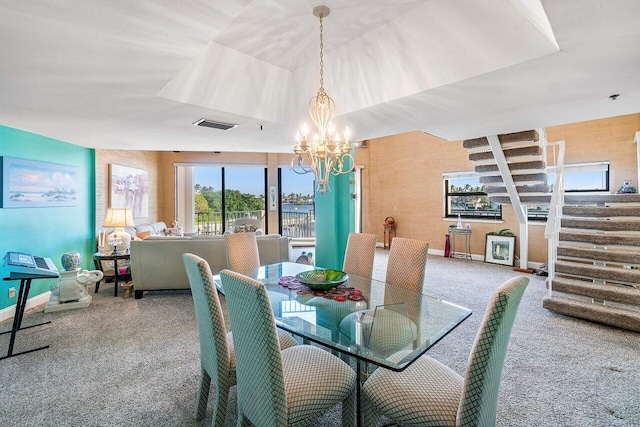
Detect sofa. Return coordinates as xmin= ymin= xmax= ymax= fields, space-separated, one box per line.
xmin=129 ymin=234 xmax=291 ymax=298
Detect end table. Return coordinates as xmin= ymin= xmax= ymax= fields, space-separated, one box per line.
xmin=93 ymin=252 xmax=131 ymax=297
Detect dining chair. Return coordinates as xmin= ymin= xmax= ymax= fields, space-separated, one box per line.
xmin=182 ymin=254 xmax=298 ymax=427
xmin=224 ymin=231 xmax=260 ymax=272
xmin=219 ymin=269 xmax=357 ymax=427
xmin=362 ymin=275 xmax=530 ymax=427
xmin=343 ymin=232 xmax=378 ymax=279
xmin=385 ymin=237 xmax=429 ymax=292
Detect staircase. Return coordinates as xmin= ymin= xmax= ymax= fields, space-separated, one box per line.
xmin=463 ymin=130 xmax=640 ymax=332
xmin=542 ymin=193 xmax=640 ymax=332
xmin=462 ymin=130 xmax=551 ymax=205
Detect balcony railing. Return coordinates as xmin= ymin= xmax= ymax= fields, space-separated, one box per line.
xmin=193 ymin=209 xmax=315 ymax=239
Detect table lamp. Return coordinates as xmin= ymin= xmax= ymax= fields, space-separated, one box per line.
xmin=102 ymin=207 xmax=135 ymax=254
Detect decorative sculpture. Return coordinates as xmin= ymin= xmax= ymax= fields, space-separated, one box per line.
xmin=616 ymin=179 xmax=637 ymax=194
xmin=44 ymin=269 xmax=103 ymax=313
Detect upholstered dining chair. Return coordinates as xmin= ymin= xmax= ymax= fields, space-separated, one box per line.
xmin=343 ymin=232 xmax=378 ymax=279
xmin=385 ymin=237 xmax=429 ymax=292
xmin=182 ymin=254 xmax=298 ymax=427
xmin=362 ymin=275 xmax=530 ymax=427
xmin=219 ymin=269 xmax=357 ymax=427
xmin=224 ymin=231 xmax=260 ymax=272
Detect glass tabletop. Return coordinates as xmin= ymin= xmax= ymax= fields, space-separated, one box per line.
xmin=214 ymin=262 xmax=472 ymax=371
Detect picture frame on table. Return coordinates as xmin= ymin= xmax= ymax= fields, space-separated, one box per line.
xmin=484 ymin=234 xmax=516 ymax=266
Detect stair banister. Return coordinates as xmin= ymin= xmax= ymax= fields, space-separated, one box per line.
xmin=544 ymin=140 xmax=565 ymax=293
xmin=486 ymin=135 xmax=528 ymax=269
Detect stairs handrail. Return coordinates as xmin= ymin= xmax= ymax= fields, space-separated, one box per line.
xmin=544 ymin=140 xmax=565 ymax=291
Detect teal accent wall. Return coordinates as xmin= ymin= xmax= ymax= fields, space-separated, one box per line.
xmin=314 ymin=171 xmax=355 ymax=270
xmin=0 ymin=126 xmax=95 ymax=311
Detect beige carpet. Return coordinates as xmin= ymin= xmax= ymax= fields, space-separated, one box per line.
xmin=0 ymin=249 xmax=638 ymax=426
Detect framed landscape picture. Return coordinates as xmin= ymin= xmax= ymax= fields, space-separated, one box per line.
xmin=109 ymin=164 xmax=149 ymax=218
xmin=2 ymin=157 xmax=78 ymax=208
xmin=485 ymin=234 xmax=516 ymax=266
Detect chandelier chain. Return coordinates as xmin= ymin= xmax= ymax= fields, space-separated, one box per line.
xmin=319 ymin=15 xmax=324 ymax=91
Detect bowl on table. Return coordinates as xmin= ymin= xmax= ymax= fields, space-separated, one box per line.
xmin=295 ymin=269 xmax=349 ymax=291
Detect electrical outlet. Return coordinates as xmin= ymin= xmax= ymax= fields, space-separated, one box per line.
xmin=8 ymin=287 xmax=16 ymax=299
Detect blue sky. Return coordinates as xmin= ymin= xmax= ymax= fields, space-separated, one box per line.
xmin=194 ymin=167 xmax=315 ymax=196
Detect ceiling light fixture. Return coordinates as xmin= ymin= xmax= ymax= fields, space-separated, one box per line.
xmin=291 ymin=5 xmax=353 ymax=194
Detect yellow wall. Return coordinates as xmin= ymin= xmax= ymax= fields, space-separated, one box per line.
xmin=94 ymin=113 xmax=639 ymax=265
xmin=355 ymin=113 xmax=640 ymax=263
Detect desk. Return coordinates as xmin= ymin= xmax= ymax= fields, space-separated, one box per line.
xmin=214 ymin=262 xmax=471 ymax=424
xmin=1 ymin=274 xmax=56 ymax=360
xmin=448 ymin=227 xmax=472 ymax=261
xmin=93 ymin=252 xmax=131 ymax=297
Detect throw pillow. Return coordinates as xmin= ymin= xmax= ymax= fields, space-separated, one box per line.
xmin=137 ymin=231 xmax=151 ymax=240
xmin=165 ymin=227 xmax=184 ymax=237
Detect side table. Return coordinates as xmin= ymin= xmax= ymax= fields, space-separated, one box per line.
xmin=448 ymin=227 xmax=472 ymax=261
xmin=93 ymin=252 xmax=131 ymax=297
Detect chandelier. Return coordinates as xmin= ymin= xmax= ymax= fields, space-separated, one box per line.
xmin=291 ymin=5 xmax=353 ymax=194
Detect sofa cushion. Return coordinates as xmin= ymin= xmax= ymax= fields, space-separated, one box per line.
xmin=135 ymin=222 xmax=167 ymax=236
xmin=137 ymin=230 xmax=151 ymax=240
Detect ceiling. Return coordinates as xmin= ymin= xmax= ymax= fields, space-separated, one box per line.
xmin=0 ymin=0 xmax=638 ymax=154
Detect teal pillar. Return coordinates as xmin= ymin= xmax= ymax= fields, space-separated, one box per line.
xmin=314 ymin=170 xmax=355 ymax=270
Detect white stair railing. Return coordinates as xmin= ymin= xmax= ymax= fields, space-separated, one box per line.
xmin=544 ymin=140 xmax=566 ymax=295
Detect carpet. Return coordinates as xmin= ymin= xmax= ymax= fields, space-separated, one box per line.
xmin=0 ymin=250 xmax=638 ymax=426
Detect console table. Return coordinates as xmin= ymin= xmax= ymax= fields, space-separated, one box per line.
xmin=448 ymin=227 xmax=472 ymax=261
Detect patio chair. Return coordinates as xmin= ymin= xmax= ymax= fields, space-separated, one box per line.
xmin=362 ymin=276 xmax=529 ymax=427
xmin=182 ymin=254 xmax=297 ymax=427
xmin=219 ymin=269 xmax=357 ymax=427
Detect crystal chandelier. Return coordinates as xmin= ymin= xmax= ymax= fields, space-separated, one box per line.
xmin=291 ymin=5 xmax=353 ymax=194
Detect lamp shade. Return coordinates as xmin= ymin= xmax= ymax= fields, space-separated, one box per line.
xmin=102 ymin=207 xmax=135 ymax=228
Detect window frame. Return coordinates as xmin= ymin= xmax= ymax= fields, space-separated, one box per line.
xmin=443 ymin=172 xmax=502 ymax=220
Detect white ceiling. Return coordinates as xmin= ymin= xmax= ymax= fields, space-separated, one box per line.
xmin=0 ymin=0 xmax=638 ymax=153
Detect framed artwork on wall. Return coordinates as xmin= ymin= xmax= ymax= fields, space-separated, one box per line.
xmin=2 ymin=156 xmax=78 ymax=208
xmin=484 ymin=234 xmax=516 ymax=266
xmin=109 ymin=164 xmax=149 ymax=219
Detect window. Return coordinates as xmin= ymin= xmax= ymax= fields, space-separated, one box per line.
xmin=529 ymin=162 xmax=609 ymax=220
xmin=444 ymin=173 xmax=501 ymax=219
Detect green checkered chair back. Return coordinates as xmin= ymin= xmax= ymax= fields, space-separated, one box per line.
xmin=362 ymin=275 xmax=529 ymax=427
xmin=224 ymin=232 xmax=260 ymax=272
xmin=220 ymin=269 xmax=357 ymax=427
xmin=385 ymin=237 xmax=429 ymax=293
xmin=182 ymin=253 xmax=234 ymax=427
xmin=343 ymin=232 xmax=378 ymax=279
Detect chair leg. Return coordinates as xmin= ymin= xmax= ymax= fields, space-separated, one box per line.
xmin=211 ymin=384 xmax=230 ymax=427
xmin=237 ymin=412 xmax=251 ymax=427
xmin=342 ymin=390 xmax=357 ymax=427
xmin=196 ymin=368 xmax=211 ymax=420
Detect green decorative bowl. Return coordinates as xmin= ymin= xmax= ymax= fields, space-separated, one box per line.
xmin=295 ymin=269 xmax=349 ymax=291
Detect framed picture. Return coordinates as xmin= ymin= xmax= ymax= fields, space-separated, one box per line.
xmin=109 ymin=164 xmax=149 ymax=218
xmin=2 ymin=157 xmax=78 ymax=208
xmin=269 ymin=185 xmax=277 ymax=211
xmin=485 ymin=234 xmax=516 ymax=266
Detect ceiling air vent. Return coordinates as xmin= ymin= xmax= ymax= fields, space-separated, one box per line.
xmin=193 ymin=119 xmax=237 ymax=130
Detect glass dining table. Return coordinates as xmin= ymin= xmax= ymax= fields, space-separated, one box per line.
xmin=214 ymin=262 xmax=472 ymax=424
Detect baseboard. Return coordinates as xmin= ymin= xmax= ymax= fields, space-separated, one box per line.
xmin=0 ymin=291 xmax=51 ymax=324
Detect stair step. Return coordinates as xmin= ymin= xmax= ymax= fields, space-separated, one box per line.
xmin=475 ymin=160 xmax=546 ymax=174
xmin=555 ymin=260 xmax=640 ymax=286
xmin=479 ymin=173 xmax=548 ymax=185
xmin=542 ymin=296 xmax=640 ymax=332
xmin=468 ymin=146 xmax=543 ymax=162
xmin=563 ymin=206 xmax=640 ymax=217
xmin=551 ymin=277 xmax=640 ymax=305
xmin=490 ymin=195 xmax=551 ymax=205
xmin=462 ymin=130 xmax=539 ymax=150
xmin=559 ymin=230 xmax=640 ymax=247
xmin=557 ymin=245 xmax=640 ymax=265
xmin=483 ymin=185 xmax=551 ymax=195
xmin=561 ymin=218 xmax=640 ymax=232
xmin=565 ymin=194 xmax=640 ymax=205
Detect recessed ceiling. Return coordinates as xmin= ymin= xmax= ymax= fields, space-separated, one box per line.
xmin=0 ymin=0 xmax=638 ymax=154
